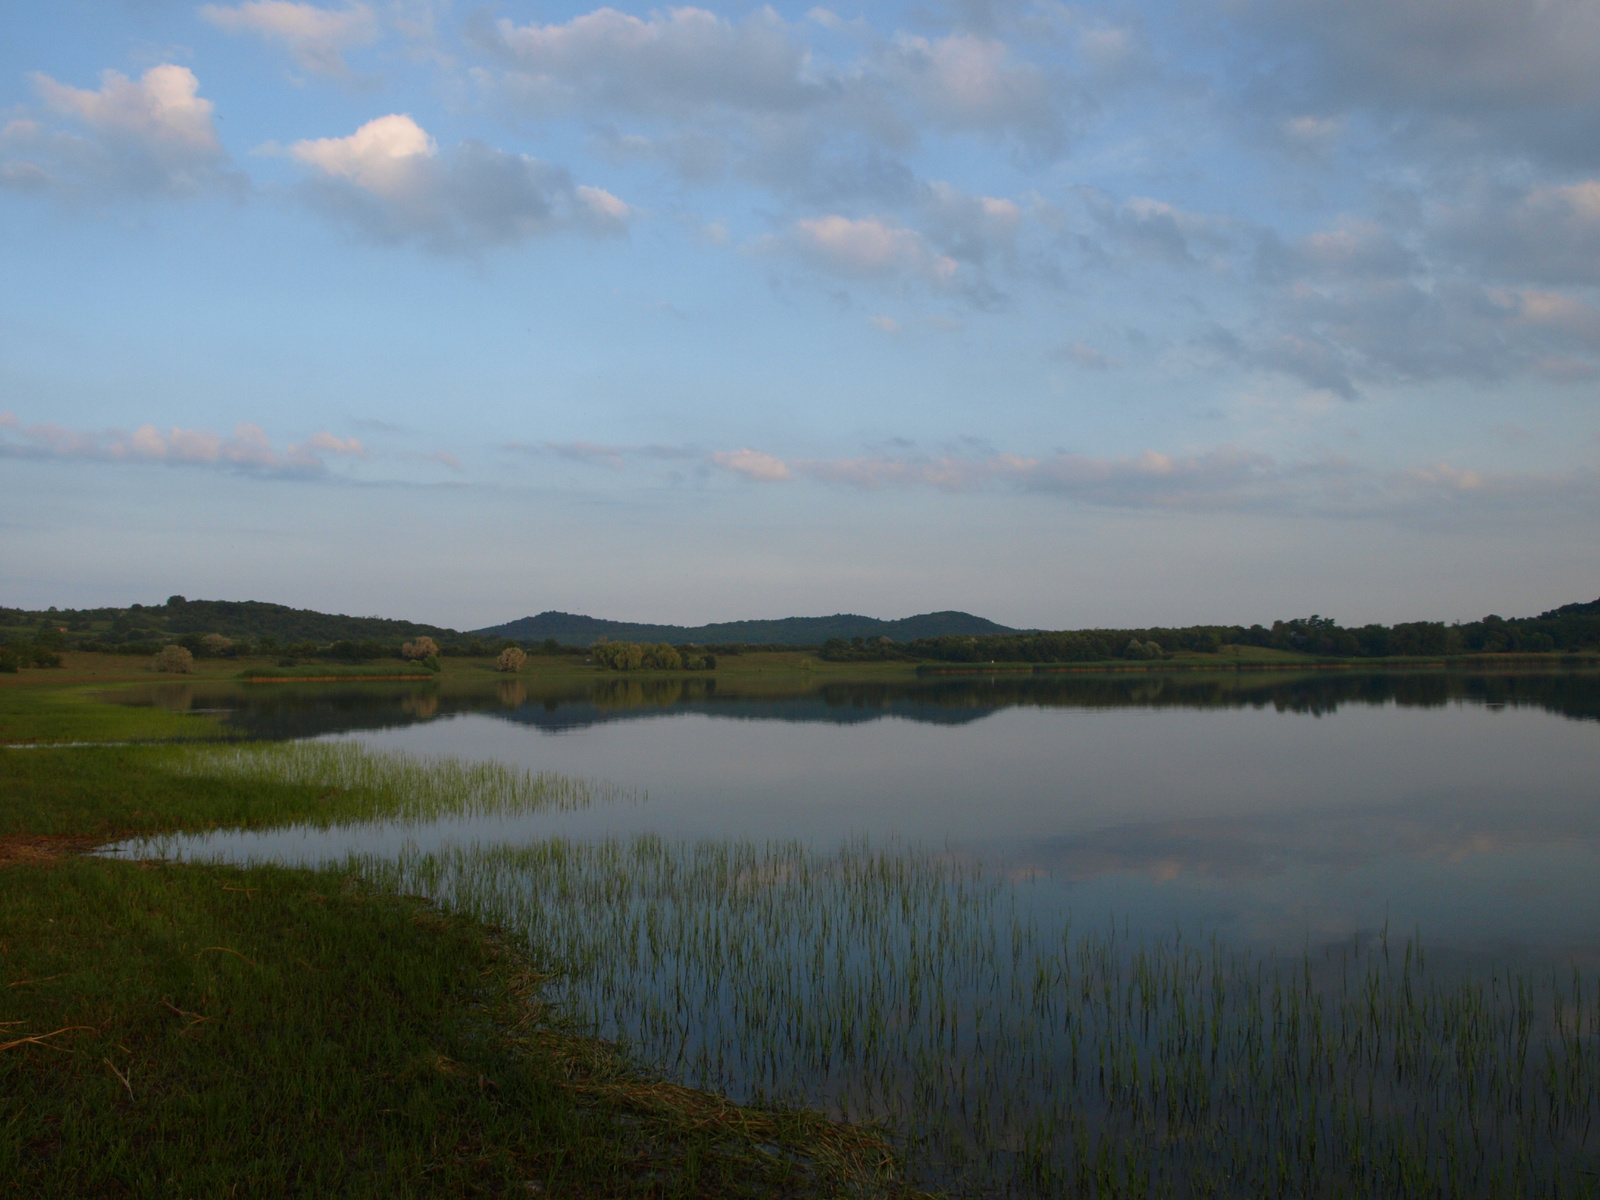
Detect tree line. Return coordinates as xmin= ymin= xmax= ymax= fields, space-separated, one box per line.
xmin=893 ymin=607 xmax=1599 ymax=664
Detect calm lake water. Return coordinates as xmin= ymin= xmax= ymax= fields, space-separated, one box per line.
xmin=124 ymin=668 xmax=1600 ymax=961
xmin=119 ymin=667 xmax=1600 ymax=1195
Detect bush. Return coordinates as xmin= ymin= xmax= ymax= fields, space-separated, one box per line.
xmin=495 ymin=647 xmax=527 ymax=673
xmin=151 ymin=645 xmax=195 ymax=674
xmin=591 ymin=641 xmax=645 ymax=671
xmin=402 ymin=636 xmax=440 ymax=661
xmin=0 ymin=647 xmax=17 ymax=674
xmin=642 ymin=643 xmax=682 ymax=670
xmin=200 ymin=633 xmax=233 ymax=657
xmin=1123 ymin=639 xmax=1163 ymax=660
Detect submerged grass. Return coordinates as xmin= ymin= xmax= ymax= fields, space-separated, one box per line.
xmin=0 ymin=684 xmax=234 ymax=745
xmin=3 ymin=706 xmax=921 ymax=1197
xmin=327 ymin=836 xmax=1600 ymax=1199
xmin=0 ymin=857 xmax=920 ymax=1198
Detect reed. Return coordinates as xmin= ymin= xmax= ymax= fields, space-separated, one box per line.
xmin=163 ymin=740 xmax=636 ymax=826
xmin=325 ymin=835 xmax=1600 ymax=1199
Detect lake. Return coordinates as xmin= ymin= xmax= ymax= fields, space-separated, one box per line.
xmin=116 ymin=666 xmax=1600 ymax=1196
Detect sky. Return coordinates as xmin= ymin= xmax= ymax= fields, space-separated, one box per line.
xmin=2 ymin=0 xmax=1597 ymax=630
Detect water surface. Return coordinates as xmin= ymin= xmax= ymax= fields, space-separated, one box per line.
xmin=126 ymin=667 xmax=1600 ymax=959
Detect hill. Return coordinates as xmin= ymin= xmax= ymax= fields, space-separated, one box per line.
xmin=158 ymin=597 xmax=456 ymax=643
xmin=472 ymin=610 xmax=1018 ymax=646
xmin=0 ymin=596 xmax=457 ymax=647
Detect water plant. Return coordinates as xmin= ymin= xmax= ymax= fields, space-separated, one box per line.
xmin=338 ymin=835 xmax=1600 ymax=1199
xmin=162 ymin=740 xmax=632 ymax=827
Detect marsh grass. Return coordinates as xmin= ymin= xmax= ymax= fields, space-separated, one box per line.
xmin=2 ymin=734 xmax=923 ymax=1199
xmin=2 ymin=741 xmax=635 ymax=845
xmin=0 ymin=858 xmax=920 ymax=1198
xmin=340 ymin=836 xmax=1600 ymax=1199
xmin=0 ymin=685 xmax=234 ymax=745
xmin=166 ymin=740 xmax=636 ymax=827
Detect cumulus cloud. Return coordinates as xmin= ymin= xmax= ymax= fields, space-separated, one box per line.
xmin=0 ymin=416 xmax=364 ymax=476
xmin=878 ymin=33 xmax=1065 ymax=152
xmin=200 ymin=2 xmax=379 ymax=78
xmin=1445 ymin=182 xmax=1600 ymax=286
xmin=789 ymin=214 xmax=958 ymax=283
xmin=920 ymin=182 xmax=1022 ymax=267
xmin=1081 ymin=189 xmax=1237 ymax=267
xmin=288 ymin=114 xmax=630 ymax=250
xmin=479 ymin=6 xmax=819 ymax=118
xmin=471 ymin=4 xmax=1074 ymax=210
xmin=1233 ymin=0 xmax=1600 ymax=164
xmin=0 ymin=64 xmax=240 ymax=199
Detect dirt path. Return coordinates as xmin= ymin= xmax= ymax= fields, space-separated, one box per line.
xmin=0 ymin=834 xmax=108 ymax=868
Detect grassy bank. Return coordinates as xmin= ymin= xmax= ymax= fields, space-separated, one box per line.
xmin=0 ymin=691 xmax=923 ymax=1198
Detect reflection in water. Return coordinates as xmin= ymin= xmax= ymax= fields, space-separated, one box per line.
xmin=105 ymin=666 xmax=1600 ymax=741
xmin=109 ymin=668 xmax=1600 ymax=959
xmin=1023 ymin=798 xmax=1600 ymax=882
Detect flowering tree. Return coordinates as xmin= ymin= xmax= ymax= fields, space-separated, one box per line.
xmin=402 ymin=636 xmax=440 ymax=660
xmin=152 ymin=645 xmax=195 ymax=673
xmin=496 ymin=646 xmax=527 ymax=673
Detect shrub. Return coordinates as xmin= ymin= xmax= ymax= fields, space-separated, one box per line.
xmin=641 ymin=643 xmax=682 ymax=670
xmin=0 ymin=647 xmax=17 ymax=674
xmin=591 ymin=641 xmax=645 ymax=671
xmin=1123 ymin=638 xmax=1163 ymax=660
xmin=200 ymin=633 xmax=233 ymax=657
xmin=402 ymin=636 xmax=440 ymax=661
xmin=495 ymin=647 xmax=527 ymax=673
xmin=151 ymin=645 xmax=195 ymax=674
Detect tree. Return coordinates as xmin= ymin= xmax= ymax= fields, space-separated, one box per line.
xmin=402 ymin=636 xmax=440 ymax=661
xmin=200 ymin=633 xmax=233 ymax=657
xmin=496 ymin=646 xmax=527 ymax=673
xmin=152 ymin=645 xmax=195 ymax=673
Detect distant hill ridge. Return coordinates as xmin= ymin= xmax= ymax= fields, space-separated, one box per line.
xmin=473 ymin=610 xmax=1019 ymax=646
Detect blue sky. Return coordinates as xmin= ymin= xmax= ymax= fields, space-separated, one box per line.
xmin=2 ymin=0 xmax=1597 ymax=629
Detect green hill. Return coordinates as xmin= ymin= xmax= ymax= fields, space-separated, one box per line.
xmin=472 ymin=610 xmax=1018 ymax=646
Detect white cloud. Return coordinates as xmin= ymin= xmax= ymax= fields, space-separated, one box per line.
xmin=482 ymin=6 xmax=817 ymax=118
xmin=710 ymin=447 xmax=792 ymax=481
xmin=880 ymin=33 xmax=1064 ymax=151
xmin=0 ymin=418 xmax=363 ymax=476
xmin=1 ymin=64 xmax=238 ymax=199
xmin=471 ymin=4 xmax=1074 ymax=212
xmin=288 ymin=114 xmax=631 ymax=250
xmin=200 ymin=2 xmax=379 ymax=78
xmin=791 ymin=214 xmax=958 ymax=282
xmin=682 ymin=442 xmax=1600 ymax=519
xmin=290 ymin=112 xmax=433 ymax=194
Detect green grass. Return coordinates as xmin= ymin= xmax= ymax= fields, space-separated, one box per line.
xmin=237 ymin=664 xmax=441 ymax=679
xmin=0 ymin=859 xmax=913 ymax=1198
xmin=0 ymin=685 xmax=925 ymax=1199
xmin=0 ymin=742 xmax=632 ymax=842
xmin=0 ymin=685 xmax=234 ymax=746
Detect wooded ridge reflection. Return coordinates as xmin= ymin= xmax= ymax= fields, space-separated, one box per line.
xmin=113 ymin=668 xmax=1600 ymax=739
